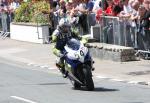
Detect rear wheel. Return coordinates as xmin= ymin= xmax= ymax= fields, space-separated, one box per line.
xmin=83 ymin=66 xmax=94 ymax=91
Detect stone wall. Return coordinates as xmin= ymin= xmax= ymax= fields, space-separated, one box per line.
xmin=87 ymin=43 xmax=136 ymax=62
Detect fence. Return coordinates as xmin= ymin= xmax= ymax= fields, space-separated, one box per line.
xmin=94 ymin=16 xmax=138 ymax=48
xmin=51 ymin=14 xmax=138 ymax=48
xmin=91 ymin=15 xmax=150 ymax=59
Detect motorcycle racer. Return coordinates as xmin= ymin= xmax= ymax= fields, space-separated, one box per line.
xmin=52 ymin=17 xmax=87 ymax=77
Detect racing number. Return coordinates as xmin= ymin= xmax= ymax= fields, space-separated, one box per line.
xmin=80 ymin=50 xmax=84 ymax=56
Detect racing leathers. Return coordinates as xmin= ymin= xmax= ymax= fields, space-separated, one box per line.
xmin=52 ymin=26 xmax=87 ymax=77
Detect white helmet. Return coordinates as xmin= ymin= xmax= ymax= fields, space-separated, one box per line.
xmin=58 ymin=18 xmax=71 ymax=33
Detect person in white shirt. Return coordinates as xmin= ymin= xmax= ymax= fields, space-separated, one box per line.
xmin=92 ymin=0 xmax=102 ymax=13
xmin=9 ymin=0 xmax=20 ymax=21
xmin=10 ymin=0 xmax=20 ymax=10
xmin=119 ymin=0 xmax=135 ymax=47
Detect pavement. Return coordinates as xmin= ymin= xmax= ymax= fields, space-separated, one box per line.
xmin=0 ymin=38 xmax=150 ymax=86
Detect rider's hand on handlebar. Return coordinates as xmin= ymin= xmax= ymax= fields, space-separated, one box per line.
xmin=59 ymin=52 xmax=67 ymax=58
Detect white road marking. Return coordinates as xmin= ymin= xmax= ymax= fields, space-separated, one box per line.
xmin=21 ymin=62 xmax=150 ymax=87
xmin=11 ymin=96 xmax=38 ymax=103
xmin=27 ymin=63 xmax=34 ymax=66
xmin=48 ymin=67 xmax=57 ymax=70
xmin=40 ymin=65 xmax=49 ymax=68
xmin=127 ymin=81 xmax=139 ymax=84
xmin=110 ymin=79 xmax=125 ymax=82
xmin=95 ymin=75 xmax=110 ymax=79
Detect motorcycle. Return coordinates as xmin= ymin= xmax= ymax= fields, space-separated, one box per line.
xmin=56 ymin=38 xmax=95 ymax=91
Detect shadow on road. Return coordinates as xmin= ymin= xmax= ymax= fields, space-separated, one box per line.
xmin=93 ymin=87 xmax=119 ymax=92
xmin=73 ymin=87 xmax=119 ymax=92
xmin=38 ymin=82 xmax=68 ymax=85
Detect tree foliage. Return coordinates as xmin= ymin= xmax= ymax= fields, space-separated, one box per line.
xmin=14 ymin=1 xmax=50 ymax=24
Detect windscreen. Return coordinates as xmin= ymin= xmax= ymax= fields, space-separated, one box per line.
xmin=67 ymin=39 xmax=80 ymax=50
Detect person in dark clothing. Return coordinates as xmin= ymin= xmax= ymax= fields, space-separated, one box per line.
xmin=78 ymin=0 xmax=94 ymax=34
xmin=137 ymin=5 xmax=150 ymax=50
xmin=0 ymin=1 xmax=9 ymax=32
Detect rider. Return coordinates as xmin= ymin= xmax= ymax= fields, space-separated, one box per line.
xmin=52 ymin=17 xmax=87 ymax=77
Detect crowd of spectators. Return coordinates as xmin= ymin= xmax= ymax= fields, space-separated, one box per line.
xmin=49 ymin=0 xmax=150 ymax=50
xmin=0 ymin=0 xmax=149 ymax=50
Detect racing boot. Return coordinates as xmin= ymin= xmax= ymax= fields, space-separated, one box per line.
xmin=56 ymin=63 xmax=67 ymax=78
xmin=61 ymin=65 xmax=68 ymax=78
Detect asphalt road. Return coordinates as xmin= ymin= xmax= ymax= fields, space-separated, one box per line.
xmin=0 ymin=58 xmax=150 ymax=103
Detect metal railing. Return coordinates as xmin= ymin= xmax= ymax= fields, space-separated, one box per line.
xmin=96 ymin=16 xmax=138 ymax=47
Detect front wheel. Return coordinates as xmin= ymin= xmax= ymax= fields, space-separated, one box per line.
xmin=73 ymin=82 xmax=81 ymax=89
xmin=83 ymin=66 xmax=94 ymax=91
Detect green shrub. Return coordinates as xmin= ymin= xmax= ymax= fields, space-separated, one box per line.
xmin=14 ymin=1 xmax=50 ymax=24
xmin=14 ymin=2 xmax=33 ymax=22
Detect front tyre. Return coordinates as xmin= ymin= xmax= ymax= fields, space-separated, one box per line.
xmin=73 ymin=82 xmax=81 ymax=89
xmin=83 ymin=66 xmax=94 ymax=91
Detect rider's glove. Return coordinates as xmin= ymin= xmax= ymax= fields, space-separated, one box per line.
xmin=58 ymin=53 xmax=64 ymax=58
xmin=59 ymin=52 xmax=67 ymax=59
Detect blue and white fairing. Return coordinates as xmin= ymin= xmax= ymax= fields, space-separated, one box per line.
xmin=64 ymin=39 xmax=91 ymax=69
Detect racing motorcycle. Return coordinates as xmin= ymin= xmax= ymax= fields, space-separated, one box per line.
xmin=57 ymin=38 xmax=95 ymax=91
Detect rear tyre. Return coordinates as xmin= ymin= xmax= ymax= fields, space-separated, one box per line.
xmin=83 ymin=66 xmax=94 ymax=91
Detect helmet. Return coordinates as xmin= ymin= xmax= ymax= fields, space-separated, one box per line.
xmin=58 ymin=18 xmax=71 ymax=33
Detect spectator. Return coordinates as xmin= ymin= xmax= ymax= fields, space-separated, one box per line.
xmin=143 ymin=0 xmax=150 ymax=33
xmin=143 ymin=0 xmax=150 ymax=10
xmin=58 ymin=0 xmax=67 ymax=17
xmin=131 ymin=1 xmax=140 ymax=11
xmin=113 ymin=0 xmax=123 ymax=16
xmin=101 ymin=0 xmax=109 ymax=10
xmin=51 ymin=0 xmax=59 ymax=12
xmin=137 ymin=5 xmax=150 ymax=50
xmin=104 ymin=0 xmax=114 ymax=16
xmin=49 ymin=0 xmax=59 ymax=35
xmin=10 ymin=0 xmax=20 ymax=10
xmin=119 ymin=0 xmax=135 ymax=46
xmin=65 ymin=0 xmax=74 ymax=15
xmin=9 ymin=0 xmax=20 ymax=21
xmin=95 ymin=0 xmax=122 ymax=22
xmin=98 ymin=0 xmax=122 ymax=16
xmin=69 ymin=0 xmax=80 ymax=17
xmin=95 ymin=0 xmax=108 ymax=21
xmin=119 ymin=0 xmax=133 ymax=18
xmin=0 ymin=0 xmax=9 ymax=32
xmin=129 ymin=1 xmax=140 ymax=47
xmin=129 ymin=0 xmax=143 ymax=6
xmin=92 ymin=0 xmax=101 ymax=13
xmin=77 ymin=0 xmax=94 ymax=34
xmin=78 ymin=0 xmax=94 ymax=13
xmin=114 ymin=0 xmax=120 ymax=4
xmin=95 ymin=7 xmax=103 ymax=22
